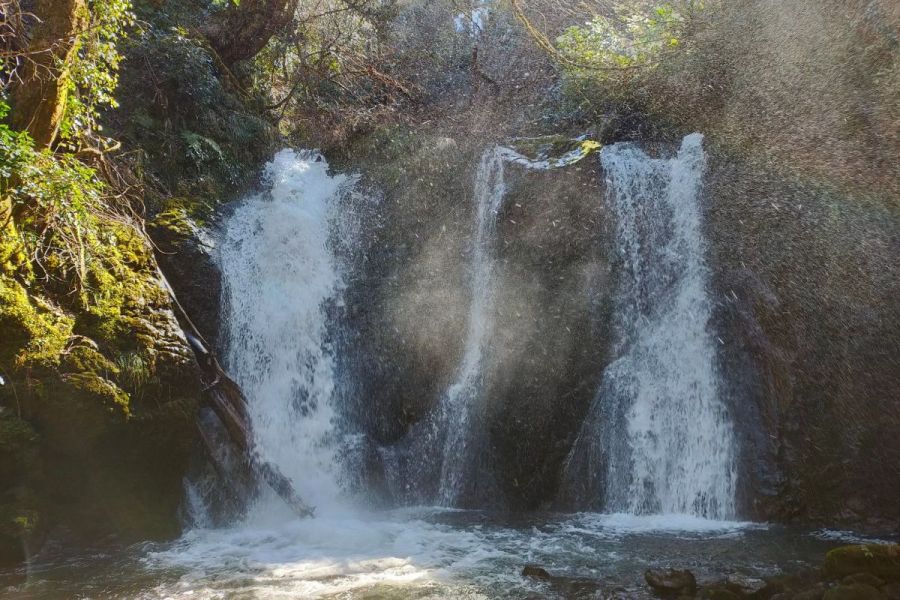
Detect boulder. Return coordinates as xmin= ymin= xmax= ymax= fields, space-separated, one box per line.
xmin=843 ymin=574 xmax=886 ymax=588
xmin=645 ymin=569 xmax=698 ymax=596
xmin=793 ymin=584 xmax=827 ymax=600
xmin=522 ymin=565 xmax=552 ymax=581
xmin=822 ymin=584 xmax=886 ymax=600
xmin=825 ymin=546 xmax=900 ymax=582
xmin=700 ymin=587 xmax=741 ymax=600
xmin=725 ymin=574 xmax=770 ymax=597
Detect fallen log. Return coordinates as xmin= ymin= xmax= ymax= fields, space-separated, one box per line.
xmin=188 ymin=332 xmax=315 ymax=519
xmin=156 ymin=266 xmax=315 ymax=519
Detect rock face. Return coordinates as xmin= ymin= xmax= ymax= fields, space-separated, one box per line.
xmin=0 ymin=237 xmax=201 ymax=566
xmin=339 ymin=127 xmax=609 ymax=508
xmin=637 ymin=0 xmax=900 ymax=528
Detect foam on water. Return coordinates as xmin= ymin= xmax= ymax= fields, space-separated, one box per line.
xmin=138 ymin=508 xmax=767 ymax=599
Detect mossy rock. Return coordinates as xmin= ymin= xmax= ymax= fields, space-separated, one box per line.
xmin=825 ymin=545 xmax=900 ymax=582
xmin=150 ymin=196 xmax=212 ymax=239
xmin=823 ymin=584 xmax=887 ymax=600
xmin=0 ymin=276 xmax=74 ymax=370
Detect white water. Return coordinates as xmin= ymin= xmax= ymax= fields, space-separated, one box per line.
xmin=219 ymin=149 xmax=351 ymax=513
xmin=134 ymin=507 xmax=765 ymax=599
xmin=566 ymin=134 xmax=737 ymax=519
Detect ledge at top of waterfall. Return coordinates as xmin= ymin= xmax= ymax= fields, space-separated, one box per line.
xmin=563 ymin=133 xmax=738 ymax=521
xmin=218 ymin=148 xmax=356 ymax=518
xmin=500 ymin=135 xmax=602 ymax=170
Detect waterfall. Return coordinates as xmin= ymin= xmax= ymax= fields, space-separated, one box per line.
xmin=386 ymin=147 xmax=507 ymax=507
xmin=565 ymin=134 xmax=736 ymax=519
xmin=436 ymin=147 xmax=507 ymax=506
xmin=219 ymin=149 xmax=352 ymax=513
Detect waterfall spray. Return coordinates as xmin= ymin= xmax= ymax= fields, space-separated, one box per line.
xmin=435 ymin=147 xmax=507 ymax=506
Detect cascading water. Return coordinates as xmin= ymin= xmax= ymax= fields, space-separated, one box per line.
xmin=436 ymin=147 xmax=507 ymax=506
xmin=387 ymin=147 xmax=507 ymax=507
xmin=219 ymin=149 xmax=352 ymax=513
xmin=565 ymin=133 xmax=737 ymax=519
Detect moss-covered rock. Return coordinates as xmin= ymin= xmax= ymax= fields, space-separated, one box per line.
xmin=825 ymin=546 xmax=900 ymax=582
xmin=0 ymin=276 xmax=74 ymax=370
xmin=1 ymin=199 xmax=200 ymax=568
xmin=822 ymin=584 xmax=887 ymax=600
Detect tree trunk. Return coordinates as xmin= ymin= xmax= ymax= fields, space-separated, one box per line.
xmin=204 ymin=0 xmax=300 ymax=67
xmin=9 ymin=0 xmax=87 ymax=148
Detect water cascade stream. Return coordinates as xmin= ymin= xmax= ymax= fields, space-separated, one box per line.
xmin=386 ymin=146 xmax=508 ymax=507
xmin=435 ymin=147 xmax=507 ymax=505
xmin=565 ymin=133 xmax=736 ymax=518
xmin=219 ymin=149 xmax=352 ymax=513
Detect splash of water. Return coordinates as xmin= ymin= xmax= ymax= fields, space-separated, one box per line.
xmin=219 ymin=149 xmax=351 ymax=514
xmin=565 ymin=134 xmax=736 ymax=519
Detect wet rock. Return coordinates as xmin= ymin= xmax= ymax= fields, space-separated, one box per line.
xmin=793 ymin=584 xmax=827 ymax=600
xmin=843 ymin=574 xmax=885 ymax=588
xmin=551 ymin=576 xmax=601 ymax=597
xmin=700 ymin=587 xmax=741 ymax=600
xmin=882 ymin=583 xmax=900 ymax=600
xmin=522 ymin=565 xmax=552 ymax=581
xmin=725 ymin=574 xmax=770 ymax=596
xmin=825 ymin=546 xmax=900 ymax=582
xmin=822 ymin=584 xmax=886 ymax=600
xmin=645 ymin=569 xmax=698 ymax=596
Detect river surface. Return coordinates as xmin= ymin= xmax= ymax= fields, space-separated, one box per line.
xmin=1 ymin=511 xmax=882 ymax=599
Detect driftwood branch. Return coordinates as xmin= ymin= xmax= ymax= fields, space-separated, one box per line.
xmin=157 ymin=267 xmax=315 ymax=519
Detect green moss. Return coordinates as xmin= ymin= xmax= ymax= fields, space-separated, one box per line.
xmin=61 ymin=344 xmax=119 ymax=375
xmin=61 ymin=372 xmax=131 ymax=415
xmin=0 ymin=504 xmax=39 ymax=538
xmin=825 ymin=545 xmax=900 ymax=582
xmin=150 ymin=196 xmax=211 ymax=238
xmin=0 ymin=276 xmax=74 ymax=369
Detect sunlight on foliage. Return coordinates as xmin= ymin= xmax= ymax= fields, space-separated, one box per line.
xmin=62 ymin=0 xmax=135 ymax=147
xmin=556 ymin=2 xmax=690 ymax=75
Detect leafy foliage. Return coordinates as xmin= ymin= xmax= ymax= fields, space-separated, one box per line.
xmin=61 ymin=0 xmax=135 ymax=147
xmin=556 ymin=2 xmax=689 ymax=75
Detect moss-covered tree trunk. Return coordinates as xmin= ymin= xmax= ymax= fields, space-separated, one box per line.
xmin=204 ymin=0 xmax=300 ymax=67
xmin=9 ymin=0 xmax=87 ymax=148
